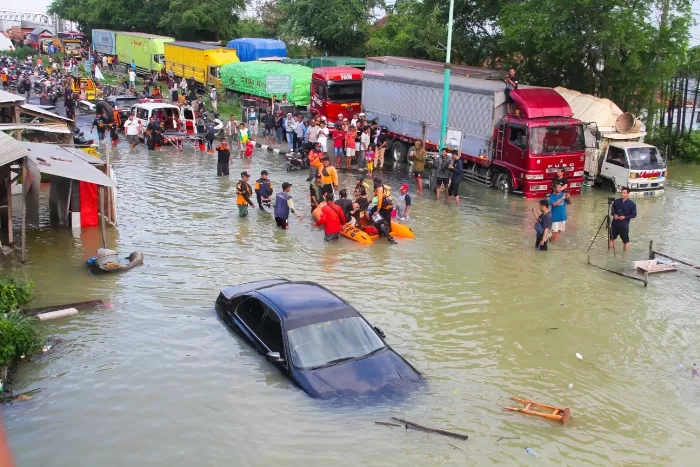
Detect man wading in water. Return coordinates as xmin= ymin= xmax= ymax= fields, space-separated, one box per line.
xmin=236 ymin=171 xmax=256 ymax=217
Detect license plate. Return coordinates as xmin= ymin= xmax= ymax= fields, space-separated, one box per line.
xmin=643 ymin=191 xmax=654 ymax=196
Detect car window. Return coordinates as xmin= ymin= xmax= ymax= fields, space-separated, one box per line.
xmin=183 ymin=108 xmax=194 ymax=120
xmin=260 ymin=310 xmax=284 ymax=354
xmin=287 ymin=317 xmax=384 ymax=369
xmin=137 ymin=108 xmax=148 ymax=120
xmin=606 ymin=146 xmax=627 ymax=168
xmin=234 ymin=297 xmax=266 ymax=336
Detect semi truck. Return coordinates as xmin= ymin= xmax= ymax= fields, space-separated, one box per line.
xmin=163 ymin=42 xmax=239 ymax=90
xmin=219 ymin=61 xmax=312 ymax=107
xmin=309 ymin=67 xmax=363 ymax=120
xmin=115 ymin=31 xmax=174 ymax=74
xmin=92 ymin=29 xmax=116 ymax=55
xmin=362 ymin=69 xmax=588 ymax=197
xmin=555 ymin=87 xmax=666 ymax=196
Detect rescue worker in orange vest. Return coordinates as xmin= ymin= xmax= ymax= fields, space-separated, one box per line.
xmin=306 ymin=142 xmax=324 ymax=181
xmin=319 ymin=156 xmax=338 ymax=197
xmin=236 ymin=171 xmax=256 ymax=217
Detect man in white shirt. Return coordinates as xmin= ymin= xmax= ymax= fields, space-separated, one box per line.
xmin=307 ymin=120 xmax=320 ymax=144
xmin=317 ymin=121 xmax=329 ymax=155
xmin=210 ymin=87 xmax=218 ymax=112
xmin=128 ymin=69 xmax=136 ymax=89
xmin=123 ymin=114 xmax=142 ymax=150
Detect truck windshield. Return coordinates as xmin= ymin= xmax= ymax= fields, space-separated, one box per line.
xmin=65 ymin=42 xmax=81 ymax=51
xmin=327 ymin=81 xmax=362 ymax=103
xmin=530 ymin=125 xmax=584 ymax=155
xmin=627 ymin=147 xmax=665 ymax=170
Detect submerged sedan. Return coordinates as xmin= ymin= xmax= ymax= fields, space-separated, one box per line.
xmin=215 ymin=280 xmax=423 ymax=398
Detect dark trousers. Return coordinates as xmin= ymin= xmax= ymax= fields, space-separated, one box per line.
xmin=535 ymin=235 xmax=549 ymax=251
xmin=217 ymin=163 xmax=229 ymax=176
xmin=275 ymin=217 xmax=288 ymax=229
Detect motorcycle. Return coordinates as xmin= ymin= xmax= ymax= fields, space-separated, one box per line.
xmin=72 ymin=128 xmax=95 ymax=146
xmin=285 ymin=153 xmax=305 ymax=172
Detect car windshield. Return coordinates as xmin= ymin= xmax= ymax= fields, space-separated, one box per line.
xmin=116 ymin=97 xmax=139 ymax=107
xmin=287 ymin=316 xmax=384 ymax=369
xmin=327 ymin=81 xmax=362 ymax=103
xmin=627 ymin=147 xmax=665 ymax=170
xmin=530 ymin=125 xmax=584 ymax=155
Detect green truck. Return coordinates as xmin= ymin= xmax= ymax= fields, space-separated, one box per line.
xmin=115 ymin=31 xmax=174 ymax=74
xmin=220 ymin=61 xmax=312 ymax=106
xmin=282 ymin=56 xmax=366 ymax=70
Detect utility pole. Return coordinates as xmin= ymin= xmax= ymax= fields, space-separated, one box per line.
xmin=439 ymin=0 xmax=455 ymax=149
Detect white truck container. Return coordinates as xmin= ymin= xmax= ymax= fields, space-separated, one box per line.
xmin=556 ymin=87 xmax=666 ymax=196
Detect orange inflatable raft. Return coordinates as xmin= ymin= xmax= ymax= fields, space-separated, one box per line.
xmin=313 ymin=203 xmax=414 ymax=243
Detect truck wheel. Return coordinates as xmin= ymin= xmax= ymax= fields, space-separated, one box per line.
xmin=494 ymin=172 xmax=512 ymax=192
xmin=604 ymin=179 xmax=617 ymax=193
xmin=389 ymin=141 xmax=407 ymax=163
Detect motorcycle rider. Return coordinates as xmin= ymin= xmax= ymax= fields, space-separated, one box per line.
xmin=212 ymin=112 xmax=224 ymax=139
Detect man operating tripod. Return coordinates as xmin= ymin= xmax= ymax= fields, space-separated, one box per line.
xmin=608 ymin=187 xmax=637 ymax=252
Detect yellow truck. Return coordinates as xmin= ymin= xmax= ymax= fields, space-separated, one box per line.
xmin=164 ymin=41 xmax=239 ymax=90
xmin=53 ymin=38 xmax=82 ymax=57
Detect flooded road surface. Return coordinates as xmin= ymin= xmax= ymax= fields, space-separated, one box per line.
xmin=3 ymin=131 xmax=700 ymax=465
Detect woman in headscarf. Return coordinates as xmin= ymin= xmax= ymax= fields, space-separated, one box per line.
xmin=284 ymin=113 xmax=296 ymax=151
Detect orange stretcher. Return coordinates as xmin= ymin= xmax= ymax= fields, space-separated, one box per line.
xmin=504 ymin=397 xmax=571 ymax=425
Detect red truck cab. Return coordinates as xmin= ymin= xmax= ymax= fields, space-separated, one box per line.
xmin=482 ymin=89 xmax=586 ymax=198
xmin=310 ymin=67 xmax=363 ymax=120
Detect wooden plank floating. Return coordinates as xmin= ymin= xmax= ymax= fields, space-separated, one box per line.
xmin=390 ymin=417 xmax=469 ymax=441
xmin=634 ymin=259 xmax=677 ymax=274
xmin=23 ymin=300 xmax=105 ymax=317
xmin=37 ymin=308 xmax=79 ymax=321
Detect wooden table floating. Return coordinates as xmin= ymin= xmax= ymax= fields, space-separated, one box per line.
xmin=504 ymin=396 xmax=572 ymax=424
xmin=633 ymin=259 xmax=677 ymax=274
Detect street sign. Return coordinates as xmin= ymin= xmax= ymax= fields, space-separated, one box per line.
xmin=266 ymin=74 xmax=292 ymax=94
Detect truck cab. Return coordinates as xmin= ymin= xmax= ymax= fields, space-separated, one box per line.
xmin=596 ymin=141 xmax=666 ymax=196
xmin=310 ymin=67 xmax=363 ymax=120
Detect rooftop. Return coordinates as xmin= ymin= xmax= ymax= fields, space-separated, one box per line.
xmin=257 ymin=282 xmax=349 ymax=319
xmin=168 ymin=41 xmax=224 ymax=51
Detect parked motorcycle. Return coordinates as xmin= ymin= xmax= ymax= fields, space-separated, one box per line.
xmin=72 ymin=128 xmax=95 ymax=146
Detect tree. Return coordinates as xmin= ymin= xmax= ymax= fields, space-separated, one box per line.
xmin=277 ymin=0 xmax=384 ymax=56
xmin=158 ymin=0 xmax=243 ymax=41
xmin=366 ymin=0 xmax=446 ymax=61
xmin=497 ymin=0 xmax=691 ymax=114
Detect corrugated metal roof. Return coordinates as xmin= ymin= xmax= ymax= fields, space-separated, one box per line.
xmin=23 ymin=142 xmax=116 ymax=187
xmin=0 ymin=90 xmax=26 ymax=105
xmin=0 ymin=132 xmax=29 ymax=167
xmin=30 ymin=27 xmax=52 ymax=36
xmin=0 ymin=123 xmax=70 ymax=134
xmin=20 ymin=104 xmax=73 ymax=123
xmin=168 ymin=41 xmax=221 ymax=50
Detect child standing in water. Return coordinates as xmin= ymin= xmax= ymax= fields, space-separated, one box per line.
xmin=365 ymin=143 xmax=375 ymax=178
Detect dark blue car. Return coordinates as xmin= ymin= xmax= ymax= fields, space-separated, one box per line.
xmin=215 ymin=280 xmax=423 ymax=399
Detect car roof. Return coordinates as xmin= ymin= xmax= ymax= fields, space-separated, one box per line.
xmin=135 ymin=103 xmax=180 ymax=110
xmin=609 ymin=141 xmax=656 ymax=149
xmin=255 ymin=281 xmax=351 ymax=320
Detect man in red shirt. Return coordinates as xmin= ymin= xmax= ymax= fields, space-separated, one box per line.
xmin=332 ymin=124 xmax=346 ymax=167
xmin=315 ymin=193 xmax=346 ymax=241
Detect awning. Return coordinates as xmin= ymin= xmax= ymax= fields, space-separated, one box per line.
xmin=0 ymin=131 xmax=29 ymax=167
xmin=0 ymin=123 xmax=71 ymax=134
xmin=22 ymin=142 xmax=116 ymax=188
xmin=0 ymin=89 xmax=26 ymax=106
xmin=20 ymin=104 xmax=74 ymax=123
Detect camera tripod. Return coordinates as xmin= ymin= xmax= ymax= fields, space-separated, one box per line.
xmin=587 ymin=198 xmax=616 ymax=255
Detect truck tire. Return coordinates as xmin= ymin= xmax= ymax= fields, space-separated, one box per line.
xmin=389 ymin=141 xmax=407 ymax=163
xmin=493 ymin=172 xmax=512 ymax=192
xmin=603 ymin=179 xmax=616 ymax=193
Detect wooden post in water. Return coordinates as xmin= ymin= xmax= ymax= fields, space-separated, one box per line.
xmin=104 ymin=144 xmax=111 ymax=224
xmin=99 ymin=186 xmax=107 ymax=248
xmin=6 ymin=166 xmax=12 ymax=246
xmin=648 ymin=240 xmax=654 ymax=259
xmin=20 ymin=161 xmax=26 ymax=263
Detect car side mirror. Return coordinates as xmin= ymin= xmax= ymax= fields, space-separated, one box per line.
xmin=374 ymin=326 xmax=386 ymax=339
xmin=266 ymin=351 xmax=285 ymax=364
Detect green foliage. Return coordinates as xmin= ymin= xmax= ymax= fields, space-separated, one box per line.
xmin=366 ymin=0 xmax=445 ymax=61
xmin=4 ymin=46 xmax=38 ymax=61
xmin=234 ymin=18 xmax=276 ymax=39
xmin=0 ymin=312 xmax=45 ymax=367
xmin=277 ymin=0 xmax=384 ymax=56
xmin=647 ymin=128 xmax=700 ymax=164
xmin=0 ymin=277 xmax=33 ymax=315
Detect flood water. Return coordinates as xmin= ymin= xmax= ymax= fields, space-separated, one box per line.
xmin=3 ymin=125 xmax=700 ymax=465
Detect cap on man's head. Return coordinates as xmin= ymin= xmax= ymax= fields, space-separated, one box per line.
xmin=241 ymin=171 xmax=250 ymax=178
xmin=261 ymin=170 xmax=269 ymax=175
xmin=401 ymin=184 xmax=409 ymax=191
xmin=359 ymin=112 xmax=366 ymax=117
xmin=355 ymin=174 xmax=365 ymax=180
xmin=282 ymin=182 xmax=292 ymax=190
xmin=314 ymin=172 xmax=322 ymax=179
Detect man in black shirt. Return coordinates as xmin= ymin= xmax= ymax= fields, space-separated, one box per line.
xmin=505 ymin=67 xmax=519 ymax=114
xmin=551 ymin=167 xmax=569 ymax=192
xmin=376 ymin=126 xmax=388 ymax=169
xmin=145 ymin=117 xmax=158 ymax=150
xmin=608 ymin=187 xmax=637 ymax=252
xmin=216 ymin=139 xmax=231 ymax=176
xmin=533 ymin=199 xmax=552 ymax=251
xmin=335 ymin=189 xmax=353 ymax=223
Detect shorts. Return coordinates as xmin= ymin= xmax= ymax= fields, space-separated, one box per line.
xmin=127 ymin=134 xmax=139 ymax=145
xmin=551 ymin=221 xmax=566 ymax=233
xmin=412 ymin=171 xmax=423 ymax=178
xmin=324 ymin=233 xmax=339 ymax=242
xmin=334 ymin=147 xmax=343 ymax=157
xmin=505 ymin=89 xmax=514 ymax=104
xmin=321 ymin=184 xmax=334 ymax=196
xmin=238 ymin=204 xmax=249 ymax=218
xmin=320 ymin=141 xmax=327 ymax=153
xmin=263 ymin=128 xmax=272 ymax=136
xmin=610 ymin=224 xmax=630 ymax=243
xmin=275 ymin=216 xmax=288 ymax=229
xmin=437 ymin=177 xmax=449 ymax=188
xmin=367 ymin=161 xmax=374 ymax=171
xmin=346 ymin=148 xmax=355 ymax=158
xmin=448 ymin=183 xmax=460 ymax=196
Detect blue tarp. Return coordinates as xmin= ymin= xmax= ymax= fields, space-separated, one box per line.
xmin=226 ymin=38 xmax=287 ymax=62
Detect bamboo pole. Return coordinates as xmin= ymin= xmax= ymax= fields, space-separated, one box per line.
xmin=20 ymin=161 xmax=26 ymax=263
xmin=689 ymin=78 xmax=699 ymax=133
xmin=6 ymin=166 xmax=12 ymax=246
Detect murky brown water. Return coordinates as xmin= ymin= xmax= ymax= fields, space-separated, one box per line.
xmin=2 ymin=128 xmax=700 ymax=465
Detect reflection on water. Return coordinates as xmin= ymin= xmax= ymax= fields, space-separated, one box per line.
xmin=3 ymin=138 xmax=700 ymax=466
